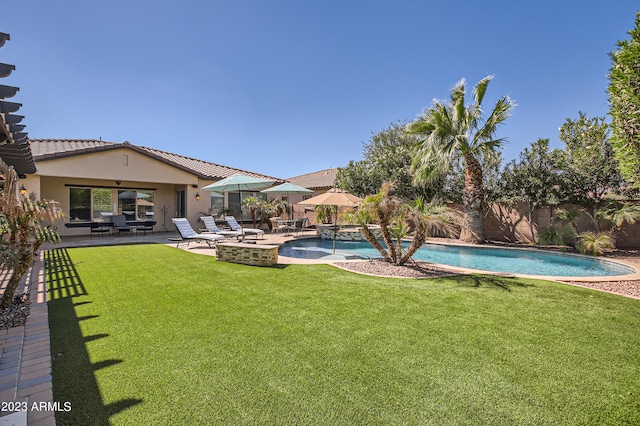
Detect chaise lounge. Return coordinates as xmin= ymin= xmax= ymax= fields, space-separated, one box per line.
xmin=225 ymin=216 xmax=265 ymax=239
xmin=171 ymin=218 xmax=226 ymax=248
xmin=199 ymin=216 xmax=242 ymax=239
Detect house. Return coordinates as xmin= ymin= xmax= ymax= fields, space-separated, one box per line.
xmin=24 ymin=139 xmax=280 ymax=236
xmin=287 ymin=168 xmax=339 ymax=220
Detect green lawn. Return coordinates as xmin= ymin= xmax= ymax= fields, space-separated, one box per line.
xmin=47 ymin=244 xmax=640 ymax=425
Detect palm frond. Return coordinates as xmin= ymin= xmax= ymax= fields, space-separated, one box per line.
xmin=473 ymin=75 xmax=494 ymax=106
xmin=472 ymin=96 xmax=514 ymax=145
xmin=451 ymin=80 xmax=466 ymax=125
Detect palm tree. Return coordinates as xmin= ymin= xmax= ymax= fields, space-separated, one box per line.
xmin=356 ymin=182 xmax=460 ymax=265
xmin=242 ymin=196 xmax=262 ymax=229
xmin=407 ymin=75 xmax=514 ymax=243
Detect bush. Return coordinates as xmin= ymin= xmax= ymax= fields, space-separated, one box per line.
xmin=539 ymin=226 xmax=575 ymax=246
xmin=576 ymin=232 xmax=615 ymax=256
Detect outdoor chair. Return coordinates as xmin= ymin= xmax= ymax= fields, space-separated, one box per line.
xmin=225 ymin=216 xmax=265 ymax=239
xmin=171 ymin=218 xmax=225 ymax=248
xmin=90 ymin=222 xmax=111 ymax=238
xmin=285 ymin=217 xmax=310 ymax=235
xmin=269 ymin=217 xmax=287 ymax=234
xmin=112 ymin=215 xmax=134 ymax=235
xmin=136 ymin=221 xmax=154 ymax=235
xmin=199 ymin=216 xmax=241 ymax=239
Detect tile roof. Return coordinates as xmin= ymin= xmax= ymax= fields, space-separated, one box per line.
xmin=28 ymin=139 xmax=281 ymax=181
xmin=287 ymin=168 xmax=338 ymax=189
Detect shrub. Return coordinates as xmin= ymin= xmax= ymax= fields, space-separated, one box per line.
xmin=576 ymin=232 xmax=615 ymax=256
xmin=539 ymin=226 xmax=575 ymax=247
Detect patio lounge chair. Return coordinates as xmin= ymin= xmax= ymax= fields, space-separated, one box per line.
xmin=225 ymin=216 xmax=265 ymax=239
xmin=199 ymin=216 xmax=241 ymax=239
xmin=112 ymin=215 xmax=134 ymax=235
xmin=171 ymin=218 xmax=225 ymax=248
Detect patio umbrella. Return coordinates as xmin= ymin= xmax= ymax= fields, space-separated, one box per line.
xmin=261 ymin=182 xmax=314 ymax=219
xmin=201 ymin=174 xmax=276 ymax=219
xmin=299 ymin=188 xmax=363 ymax=254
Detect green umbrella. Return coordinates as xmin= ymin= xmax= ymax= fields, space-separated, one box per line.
xmin=261 ymin=182 xmax=314 ymax=219
xmin=202 ymin=174 xmax=276 ymax=219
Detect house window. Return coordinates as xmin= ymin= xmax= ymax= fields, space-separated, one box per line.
xmin=227 ymin=192 xmax=267 ymax=221
xmin=118 ymin=190 xmax=154 ymax=220
xmin=69 ymin=188 xmax=91 ymax=222
xmin=136 ymin=191 xmax=154 ymax=220
xmin=69 ymin=187 xmax=154 ymax=222
xmin=92 ymin=189 xmax=113 ymax=221
xmin=210 ymin=194 xmax=224 ymax=219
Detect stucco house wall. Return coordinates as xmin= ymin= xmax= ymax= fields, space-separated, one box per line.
xmin=25 ymin=141 xmax=277 ymax=236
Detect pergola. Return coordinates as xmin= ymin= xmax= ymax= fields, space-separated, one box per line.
xmin=0 ymin=32 xmax=35 ymax=177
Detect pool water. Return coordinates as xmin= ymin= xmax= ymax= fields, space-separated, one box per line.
xmin=278 ymin=239 xmax=636 ymax=277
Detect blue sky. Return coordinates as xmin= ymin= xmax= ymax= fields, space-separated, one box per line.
xmin=2 ymin=1 xmax=638 ymax=179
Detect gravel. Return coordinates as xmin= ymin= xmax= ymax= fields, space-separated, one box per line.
xmin=334 ymin=260 xmax=459 ymax=279
xmin=0 ymin=293 xmax=30 ymax=330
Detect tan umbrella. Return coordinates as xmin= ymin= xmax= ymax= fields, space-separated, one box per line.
xmin=299 ymin=188 xmax=363 ymax=254
xmin=299 ymin=188 xmax=363 ymax=207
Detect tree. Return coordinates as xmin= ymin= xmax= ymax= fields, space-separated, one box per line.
xmin=558 ymin=112 xmax=624 ymax=231
xmin=445 ymin=150 xmax=504 ymax=204
xmin=500 ymin=139 xmax=562 ymax=242
xmin=407 ymin=75 xmax=514 ymax=243
xmin=355 ymin=182 xmax=460 ymax=265
xmin=242 ymin=196 xmax=262 ymax=229
xmin=335 ymin=121 xmax=443 ymax=200
xmin=608 ymin=12 xmax=640 ymax=188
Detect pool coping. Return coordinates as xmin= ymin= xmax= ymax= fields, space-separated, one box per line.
xmin=273 ymin=237 xmax=640 ymax=283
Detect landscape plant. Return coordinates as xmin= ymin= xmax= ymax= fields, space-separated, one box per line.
xmin=500 ymin=139 xmax=562 ymax=243
xmin=407 ymin=75 xmax=514 ymax=243
xmin=558 ymin=112 xmax=625 ymax=231
xmin=242 ymin=196 xmax=262 ymax=229
xmin=597 ymin=201 xmax=640 ymax=234
xmin=608 ymin=11 xmax=640 ymax=188
xmin=314 ymin=204 xmax=334 ymax=224
xmin=355 ymin=182 xmax=459 ymax=265
xmin=0 ymin=167 xmax=63 ymax=309
xmin=538 ymin=226 xmax=574 ymax=247
xmin=335 ymin=121 xmax=440 ymax=200
xmin=576 ymin=231 xmax=615 ymax=256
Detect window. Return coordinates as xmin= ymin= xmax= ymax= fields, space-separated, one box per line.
xmin=136 ymin=191 xmax=154 ymax=220
xmin=227 ymin=192 xmax=267 ymax=221
xmin=210 ymin=193 xmax=224 ymax=219
xmin=92 ymin=189 xmax=113 ymax=221
xmin=69 ymin=188 xmax=91 ymax=221
xmin=69 ymin=187 xmax=154 ymax=222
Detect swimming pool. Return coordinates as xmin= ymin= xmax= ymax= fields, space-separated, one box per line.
xmin=278 ymin=239 xmax=637 ymax=277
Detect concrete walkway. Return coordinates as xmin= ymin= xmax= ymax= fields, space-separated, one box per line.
xmin=0 ymin=252 xmax=54 ymax=426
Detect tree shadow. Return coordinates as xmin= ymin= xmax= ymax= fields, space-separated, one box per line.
xmin=46 ymin=248 xmax=143 ymax=425
xmin=448 ymin=274 xmax=538 ymax=292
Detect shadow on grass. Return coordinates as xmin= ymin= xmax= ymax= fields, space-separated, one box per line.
xmin=449 ymin=274 xmax=538 ymax=292
xmin=46 ymin=248 xmax=142 ymax=425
